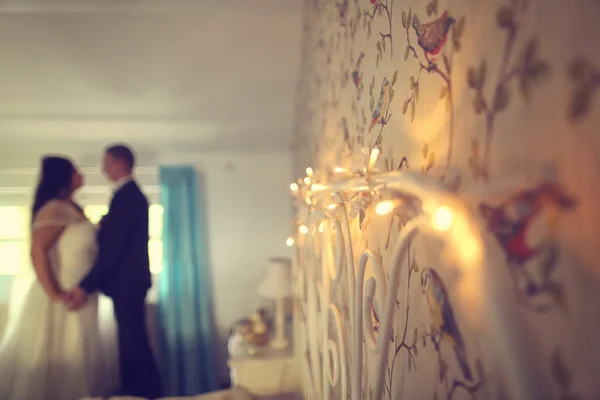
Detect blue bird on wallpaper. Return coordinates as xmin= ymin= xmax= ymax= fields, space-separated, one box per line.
xmin=421 ymin=267 xmax=473 ymax=381
xmin=368 ymin=77 xmax=390 ymax=132
xmin=352 ymin=52 xmax=365 ymax=89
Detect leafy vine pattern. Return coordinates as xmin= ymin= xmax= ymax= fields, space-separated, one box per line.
xmin=364 ymin=0 xmax=395 ymax=63
xmin=551 ymin=350 xmax=582 ymax=400
xmin=467 ymin=0 xmax=549 ymax=181
xmin=567 ymin=57 xmax=600 ymax=122
xmin=421 ymin=143 xmax=435 ymax=175
xmin=382 ymin=156 xmax=412 ymax=250
xmin=384 ymin=250 xmax=419 ymax=399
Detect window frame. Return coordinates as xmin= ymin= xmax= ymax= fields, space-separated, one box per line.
xmin=0 ymin=204 xmax=164 ymax=277
xmin=0 ymin=206 xmax=30 ymax=275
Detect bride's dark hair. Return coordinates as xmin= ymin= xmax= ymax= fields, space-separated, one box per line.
xmin=31 ymin=156 xmax=78 ymax=219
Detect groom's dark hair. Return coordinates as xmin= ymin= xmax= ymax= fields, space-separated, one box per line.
xmin=105 ymin=143 xmax=135 ymax=172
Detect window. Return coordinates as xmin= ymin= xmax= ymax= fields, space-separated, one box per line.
xmin=148 ymin=205 xmax=164 ymax=275
xmin=0 ymin=207 xmax=30 ymax=275
xmin=84 ymin=204 xmax=164 ymax=275
xmin=0 ymin=205 xmax=164 ymax=275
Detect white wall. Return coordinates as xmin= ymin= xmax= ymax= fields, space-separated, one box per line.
xmin=0 ymin=150 xmax=293 ymax=384
xmin=160 ymin=151 xmax=294 ymax=381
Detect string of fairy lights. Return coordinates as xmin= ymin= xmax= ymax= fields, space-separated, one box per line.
xmin=286 ymin=146 xmax=483 ymax=270
xmin=286 ymin=147 xmax=380 ymax=247
xmin=289 ymin=145 xmax=489 ymax=400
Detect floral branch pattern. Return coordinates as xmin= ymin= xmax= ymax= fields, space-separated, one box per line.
xmin=401 ymin=75 xmax=420 ymax=122
xmin=364 ymin=0 xmax=395 ymax=64
xmin=567 ymin=57 xmax=600 ymax=122
xmin=467 ymin=0 xmax=549 ymax=181
xmin=446 ymin=361 xmax=485 ymax=400
xmin=422 ymin=143 xmax=435 ymax=174
xmin=551 ymin=349 xmax=582 ymax=400
xmin=369 ymin=70 xmax=398 ymax=149
xmin=385 ymin=250 xmax=419 ymax=399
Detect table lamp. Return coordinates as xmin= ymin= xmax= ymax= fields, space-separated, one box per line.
xmin=257 ymin=257 xmax=292 ymax=349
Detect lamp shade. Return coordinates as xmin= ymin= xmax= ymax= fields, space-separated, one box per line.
xmin=257 ymin=257 xmax=292 ymax=298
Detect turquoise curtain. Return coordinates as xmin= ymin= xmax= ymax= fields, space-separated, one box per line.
xmin=157 ymin=166 xmax=219 ymax=396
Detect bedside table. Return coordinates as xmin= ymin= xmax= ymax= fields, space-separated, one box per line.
xmin=228 ymin=345 xmax=300 ymax=397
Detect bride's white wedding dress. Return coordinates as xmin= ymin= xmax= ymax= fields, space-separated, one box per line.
xmin=0 ymin=200 xmax=119 ymax=400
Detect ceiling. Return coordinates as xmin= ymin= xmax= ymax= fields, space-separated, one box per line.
xmin=0 ymin=0 xmax=303 ymax=166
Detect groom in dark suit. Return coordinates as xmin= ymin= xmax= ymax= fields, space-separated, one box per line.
xmin=67 ymin=144 xmax=162 ymax=398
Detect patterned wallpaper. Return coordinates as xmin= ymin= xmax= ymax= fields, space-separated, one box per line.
xmin=292 ymin=0 xmax=600 ymax=398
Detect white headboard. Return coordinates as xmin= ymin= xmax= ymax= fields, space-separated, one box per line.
xmin=291 ymin=165 xmax=563 ymax=399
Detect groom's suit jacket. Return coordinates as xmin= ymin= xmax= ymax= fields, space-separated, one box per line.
xmin=80 ymin=180 xmax=152 ymax=297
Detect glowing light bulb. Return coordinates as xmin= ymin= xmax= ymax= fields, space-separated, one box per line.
xmin=306 ymin=167 xmax=313 ymax=176
xmin=299 ymin=225 xmax=308 ymax=234
xmin=333 ymin=167 xmax=345 ymax=173
xmin=375 ymin=200 xmax=395 ymax=216
xmin=286 ymin=237 xmax=295 ymax=247
xmin=432 ymin=206 xmax=453 ymax=232
xmin=327 ymin=203 xmax=337 ymax=210
xmin=369 ymin=147 xmax=380 ymax=161
xmin=368 ymin=147 xmax=381 ymax=171
xmin=304 ymin=177 xmax=311 ymax=185
xmin=318 ymin=222 xmax=324 ymax=232
xmin=290 ymin=183 xmax=299 ymax=192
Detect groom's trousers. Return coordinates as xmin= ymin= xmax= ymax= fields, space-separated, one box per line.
xmin=113 ymin=288 xmax=162 ymax=399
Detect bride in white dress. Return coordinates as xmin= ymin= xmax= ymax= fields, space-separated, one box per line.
xmin=0 ymin=156 xmax=118 ymax=400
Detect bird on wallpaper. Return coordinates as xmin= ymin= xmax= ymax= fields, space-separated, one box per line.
xmin=371 ymin=304 xmax=380 ymax=333
xmin=412 ymin=10 xmax=455 ymax=64
xmin=368 ymin=77 xmax=390 ymax=132
xmin=479 ymin=182 xmax=577 ymax=294
xmin=421 ymin=267 xmax=473 ymax=381
xmin=371 ymin=302 xmax=395 ymax=341
xmin=398 ymin=156 xmax=409 ymax=171
xmin=352 ymin=52 xmax=365 ymax=91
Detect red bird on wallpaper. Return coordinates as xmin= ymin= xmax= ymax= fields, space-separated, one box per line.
xmin=412 ymin=10 xmax=455 ymax=64
xmin=479 ymin=182 xmax=578 ymax=296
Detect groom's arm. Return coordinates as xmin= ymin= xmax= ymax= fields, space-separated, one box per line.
xmin=79 ymin=195 xmax=130 ymax=293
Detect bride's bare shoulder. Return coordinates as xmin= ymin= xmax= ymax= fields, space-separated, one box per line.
xmin=35 ymin=200 xmax=78 ymax=222
xmin=38 ymin=199 xmax=69 ymax=212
